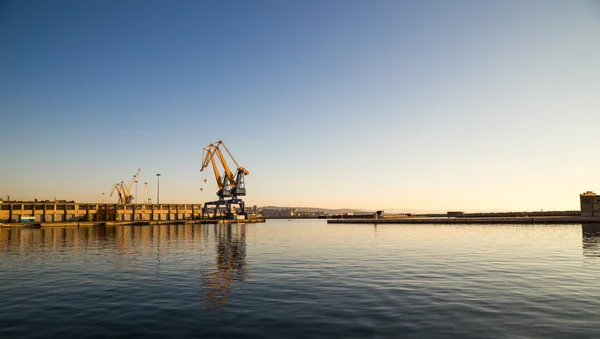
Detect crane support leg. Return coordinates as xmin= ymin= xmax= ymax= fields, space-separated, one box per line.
xmin=202 ymin=198 xmax=246 ymax=220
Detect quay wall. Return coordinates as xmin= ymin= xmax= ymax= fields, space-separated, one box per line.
xmin=0 ymin=202 xmax=202 ymax=223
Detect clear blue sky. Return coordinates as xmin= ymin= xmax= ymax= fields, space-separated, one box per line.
xmin=1 ymin=0 xmax=599 ymax=212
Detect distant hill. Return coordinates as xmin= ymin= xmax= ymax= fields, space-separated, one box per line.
xmin=260 ymin=206 xmax=370 ymax=215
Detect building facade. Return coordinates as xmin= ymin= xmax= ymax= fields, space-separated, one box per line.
xmin=0 ymin=202 xmax=202 ymax=222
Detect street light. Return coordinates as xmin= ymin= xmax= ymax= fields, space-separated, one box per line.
xmin=156 ymin=174 xmax=161 ymax=204
xmin=102 ymin=193 xmax=105 ymax=203
xmin=144 ymin=182 xmax=148 ymax=204
xmin=135 ymin=180 xmax=138 ymax=204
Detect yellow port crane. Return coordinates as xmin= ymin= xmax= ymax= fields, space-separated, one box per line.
xmin=200 ymin=141 xmax=249 ymax=218
xmin=201 ymin=141 xmax=249 ymax=199
xmin=110 ymin=168 xmax=141 ymax=204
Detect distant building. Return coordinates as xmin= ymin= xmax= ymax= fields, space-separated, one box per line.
xmin=580 ymin=191 xmax=600 ymax=217
xmin=261 ymin=208 xmax=295 ymax=218
xmin=261 ymin=208 xmax=325 ymax=218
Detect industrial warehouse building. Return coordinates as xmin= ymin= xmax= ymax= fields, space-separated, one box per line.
xmin=0 ymin=202 xmax=202 ymax=223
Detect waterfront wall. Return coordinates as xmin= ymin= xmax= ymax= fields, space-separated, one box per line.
xmin=0 ymin=203 xmax=202 ymax=223
xmin=328 ymin=216 xmax=600 ymax=224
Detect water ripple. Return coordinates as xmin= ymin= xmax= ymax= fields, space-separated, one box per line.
xmin=1 ymin=222 xmax=600 ymax=338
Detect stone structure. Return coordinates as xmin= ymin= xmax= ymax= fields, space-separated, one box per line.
xmin=580 ymin=191 xmax=600 ymax=217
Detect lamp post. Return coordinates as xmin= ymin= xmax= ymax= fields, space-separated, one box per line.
xmin=135 ymin=180 xmax=138 ymax=204
xmin=156 ymin=174 xmax=161 ymax=204
xmin=102 ymin=193 xmax=105 ymax=203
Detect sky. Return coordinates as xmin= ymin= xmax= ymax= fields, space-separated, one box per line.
xmin=1 ymin=0 xmax=600 ymax=212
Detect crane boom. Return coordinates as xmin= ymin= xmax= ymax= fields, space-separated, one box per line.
xmin=126 ymin=169 xmax=141 ymax=193
xmin=201 ymin=142 xmax=236 ymax=187
xmin=203 ymin=149 xmax=224 ymax=189
xmin=110 ymin=184 xmax=123 ymax=203
xmin=214 ymin=146 xmax=236 ymax=187
xmin=220 ymin=142 xmax=249 ymax=174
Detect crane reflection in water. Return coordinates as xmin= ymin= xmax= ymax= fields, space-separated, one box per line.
xmin=201 ymin=224 xmax=247 ymax=309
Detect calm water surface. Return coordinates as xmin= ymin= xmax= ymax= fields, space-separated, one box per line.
xmin=2 ymin=220 xmax=600 ymax=338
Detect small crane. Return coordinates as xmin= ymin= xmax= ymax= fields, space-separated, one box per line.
xmin=110 ymin=169 xmax=141 ymax=204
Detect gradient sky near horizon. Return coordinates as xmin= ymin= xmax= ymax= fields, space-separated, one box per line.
xmin=1 ymin=0 xmax=600 ymax=212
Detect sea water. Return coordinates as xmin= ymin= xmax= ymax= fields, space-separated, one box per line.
xmin=1 ymin=220 xmax=599 ymax=338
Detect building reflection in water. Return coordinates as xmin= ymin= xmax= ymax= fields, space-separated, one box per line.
xmin=582 ymin=223 xmax=600 ymax=259
xmin=0 ymin=226 xmax=114 ymax=253
xmin=201 ymin=224 xmax=247 ymax=309
xmin=0 ymin=223 xmax=248 ymax=309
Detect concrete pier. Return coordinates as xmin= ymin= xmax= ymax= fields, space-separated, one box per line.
xmin=328 ymin=216 xmax=600 ymax=225
xmin=330 ymin=191 xmax=600 ymax=225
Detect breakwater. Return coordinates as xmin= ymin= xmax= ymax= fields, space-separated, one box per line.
xmin=328 ymin=216 xmax=600 ymax=224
